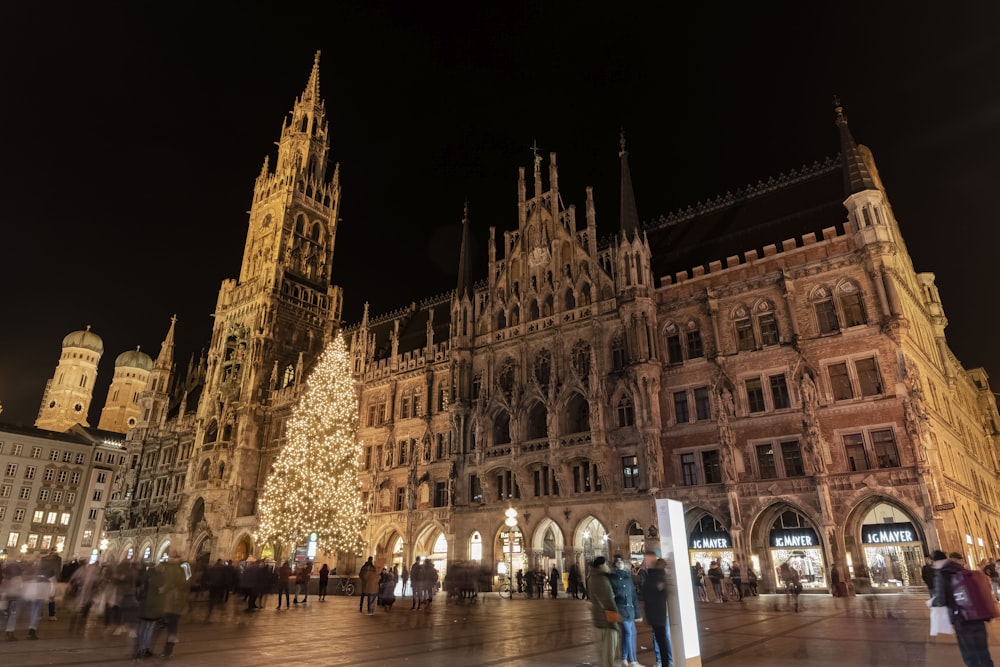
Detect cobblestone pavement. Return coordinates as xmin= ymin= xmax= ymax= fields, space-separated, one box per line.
xmin=0 ymin=589 xmax=987 ymax=666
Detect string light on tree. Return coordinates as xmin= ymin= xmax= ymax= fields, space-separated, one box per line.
xmin=256 ymin=334 xmax=367 ymax=558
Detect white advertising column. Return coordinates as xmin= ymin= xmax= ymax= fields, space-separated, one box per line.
xmin=655 ymin=498 xmax=702 ymax=667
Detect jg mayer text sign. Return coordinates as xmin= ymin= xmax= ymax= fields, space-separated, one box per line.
xmin=769 ymin=527 xmax=819 ymax=548
xmin=861 ymin=522 xmax=918 ymax=544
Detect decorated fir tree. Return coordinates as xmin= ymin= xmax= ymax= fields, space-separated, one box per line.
xmin=256 ymin=334 xmax=366 ymax=558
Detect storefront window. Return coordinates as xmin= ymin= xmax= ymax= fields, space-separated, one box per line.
xmin=689 ymin=515 xmax=733 ymax=574
xmin=769 ymin=510 xmax=825 ymax=589
xmin=860 ymin=503 xmax=923 ymax=588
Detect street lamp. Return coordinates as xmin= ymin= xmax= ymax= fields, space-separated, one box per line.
xmin=504 ymin=506 xmax=518 ymax=597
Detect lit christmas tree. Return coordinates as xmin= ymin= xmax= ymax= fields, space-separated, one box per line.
xmin=256 ymin=334 xmax=366 ymax=558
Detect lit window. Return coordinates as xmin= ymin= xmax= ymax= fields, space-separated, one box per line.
xmin=32 ymin=510 xmax=44 ymax=523
xmin=621 ymin=455 xmax=639 ymax=489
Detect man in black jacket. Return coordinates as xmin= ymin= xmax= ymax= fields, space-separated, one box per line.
xmin=932 ymin=550 xmax=995 ymax=667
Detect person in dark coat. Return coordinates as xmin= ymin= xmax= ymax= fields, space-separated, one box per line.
xmin=568 ymin=563 xmax=581 ymax=598
xmin=610 ymin=554 xmax=640 ymax=667
xmin=359 ymin=556 xmax=378 ymax=614
xmin=587 ymin=557 xmax=619 ymax=667
xmin=318 ymin=564 xmax=330 ymax=601
xmin=275 ymin=561 xmax=292 ymax=609
xmin=134 ymin=564 xmax=164 ymax=660
xmin=922 ymin=555 xmax=937 ymax=596
xmin=378 ymin=566 xmax=396 ymax=610
xmin=642 ymin=558 xmax=672 ymax=667
xmin=730 ymin=560 xmax=744 ymax=602
xmin=549 ymin=567 xmax=560 ymax=599
xmin=933 ymin=550 xmax=996 ymax=667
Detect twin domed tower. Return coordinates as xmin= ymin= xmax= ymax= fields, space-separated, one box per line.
xmin=34 ymin=318 xmax=176 ymax=434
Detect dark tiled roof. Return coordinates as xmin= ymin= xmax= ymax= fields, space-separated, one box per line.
xmin=642 ymin=158 xmax=847 ymax=282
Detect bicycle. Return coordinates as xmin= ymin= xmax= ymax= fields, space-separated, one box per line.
xmin=336 ymin=577 xmax=355 ymax=596
xmin=498 ymin=576 xmax=513 ymax=599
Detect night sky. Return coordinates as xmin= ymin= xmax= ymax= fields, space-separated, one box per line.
xmin=2 ymin=3 xmax=998 ymax=427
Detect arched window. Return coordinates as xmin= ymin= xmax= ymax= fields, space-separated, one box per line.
xmin=198 ymin=460 xmax=211 ymax=481
xmin=493 ymin=411 xmax=511 ymax=445
xmin=295 ymin=215 xmax=305 ymax=235
xmin=497 ymin=310 xmax=507 ymax=330
xmin=838 ymin=282 xmax=867 ymax=327
xmin=470 ymin=531 xmax=483 ymax=562
xmin=526 ymin=402 xmax=548 ymax=440
xmin=565 ymin=288 xmax=576 ymax=310
xmin=529 ymin=300 xmax=539 ymax=321
xmin=565 ymin=393 xmax=590 ymax=433
xmin=812 ymin=287 xmax=839 ymax=334
xmin=533 ymin=350 xmax=551 ymax=392
xmin=617 ymin=394 xmax=635 ymax=427
xmin=733 ymin=305 xmax=756 ymax=351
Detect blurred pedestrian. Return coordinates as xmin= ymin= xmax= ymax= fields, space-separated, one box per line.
xmin=568 ymin=563 xmax=581 ymax=598
xmin=707 ymin=560 xmax=725 ymax=603
xmin=360 ymin=556 xmax=378 ymax=614
xmin=2 ymin=559 xmax=24 ymax=640
xmin=205 ymin=559 xmax=230 ymax=619
xmin=642 ymin=558 xmax=672 ymax=667
xmin=378 ymin=566 xmax=396 ymax=610
xmin=134 ymin=563 xmax=164 ymax=660
xmin=275 ymin=561 xmax=292 ymax=610
xmin=318 ymin=563 xmax=330 ymax=601
xmin=610 ymin=554 xmax=641 ymax=667
xmin=157 ymin=550 xmax=190 ymax=658
xmin=294 ymin=561 xmax=312 ymax=604
xmin=587 ymin=557 xmax=620 ymax=667
xmin=730 ymin=560 xmax=744 ymax=602
xmin=549 ymin=567 xmax=560 ymax=599
xmin=932 ymin=549 xmax=996 ymax=667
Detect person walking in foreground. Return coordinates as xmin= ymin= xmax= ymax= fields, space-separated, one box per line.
xmin=932 ymin=549 xmax=996 ymax=667
xmin=588 ymin=557 xmax=620 ymax=667
xmin=642 ymin=558 xmax=672 ymax=667
xmin=157 ymin=550 xmax=190 ymax=658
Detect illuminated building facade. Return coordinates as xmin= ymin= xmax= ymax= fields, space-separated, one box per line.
xmin=69 ymin=55 xmax=1000 ymax=594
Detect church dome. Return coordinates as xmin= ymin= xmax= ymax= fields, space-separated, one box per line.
xmin=115 ymin=347 xmax=153 ymax=371
xmin=62 ymin=326 xmax=104 ymax=354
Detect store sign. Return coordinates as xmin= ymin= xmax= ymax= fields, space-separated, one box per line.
xmin=862 ymin=522 xmax=918 ymax=545
xmin=689 ymin=532 xmax=732 ymax=550
xmin=769 ymin=528 xmax=819 ymax=548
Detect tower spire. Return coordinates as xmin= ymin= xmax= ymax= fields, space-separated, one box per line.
xmin=154 ymin=314 xmax=177 ymax=372
xmin=456 ymin=200 xmax=472 ymax=298
xmin=834 ymin=98 xmax=878 ymax=195
xmin=303 ymin=50 xmax=322 ymax=104
xmin=619 ymin=129 xmax=640 ymax=235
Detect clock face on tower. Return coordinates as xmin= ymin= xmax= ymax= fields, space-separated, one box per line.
xmin=74 ymin=403 xmax=83 ymax=413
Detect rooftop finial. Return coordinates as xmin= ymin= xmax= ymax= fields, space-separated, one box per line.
xmin=619 ymin=128 xmax=627 ymax=157
xmin=531 ymin=139 xmax=541 ymax=173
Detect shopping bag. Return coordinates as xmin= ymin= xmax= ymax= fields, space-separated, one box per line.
xmin=929 ymin=603 xmax=954 ymax=636
xmin=604 ymin=609 xmax=622 ymax=623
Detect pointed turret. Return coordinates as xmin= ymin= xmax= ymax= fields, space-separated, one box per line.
xmin=834 ymin=98 xmax=878 ymax=195
xmin=153 ymin=314 xmax=177 ymax=372
xmin=302 ymin=50 xmax=322 ymax=105
xmin=619 ymin=130 xmax=640 ymax=236
xmin=456 ymin=200 xmax=473 ymax=299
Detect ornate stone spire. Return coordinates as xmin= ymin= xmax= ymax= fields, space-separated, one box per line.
xmin=619 ymin=130 xmax=640 ymax=236
xmin=834 ymin=98 xmax=878 ymax=195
